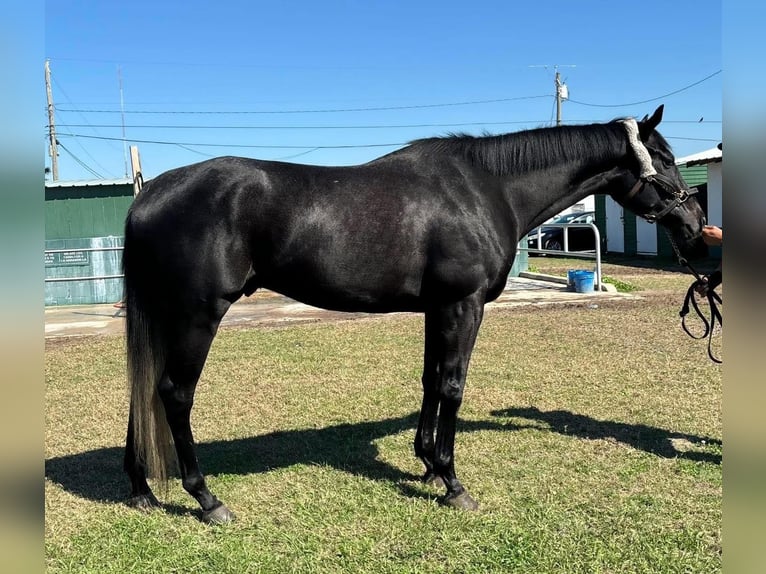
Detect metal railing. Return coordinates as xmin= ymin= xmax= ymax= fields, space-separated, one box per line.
xmin=44 ymin=246 xmax=124 ymax=283
xmin=519 ymin=222 xmax=603 ymax=289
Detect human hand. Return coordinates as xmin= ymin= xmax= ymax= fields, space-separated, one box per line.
xmin=701 ymin=225 xmax=722 ymax=246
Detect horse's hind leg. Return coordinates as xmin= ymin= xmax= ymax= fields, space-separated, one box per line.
xmin=158 ymin=302 xmax=236 ymax=524
xmin=124 ymin=411 xmax=160 ymax=510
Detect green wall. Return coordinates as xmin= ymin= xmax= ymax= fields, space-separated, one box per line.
xmin=677 ymin=165 xmax=708 ymax=188
xmin=45 ymin=183 xmax=133 ymax=240
xmin=45 ymin=182 xmax=134 ymax=305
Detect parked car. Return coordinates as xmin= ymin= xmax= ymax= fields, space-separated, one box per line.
xmin=525 ymin=211 xmax=597 ymax=253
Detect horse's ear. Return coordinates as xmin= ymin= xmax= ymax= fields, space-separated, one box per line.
xmin=638 ymin=105 xmax=664 ymax=140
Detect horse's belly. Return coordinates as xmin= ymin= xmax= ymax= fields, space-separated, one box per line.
xmin=264 ymin=282 xmax=424 ymax=313
xmin=259 ymin=262 xmax=425 ymax=313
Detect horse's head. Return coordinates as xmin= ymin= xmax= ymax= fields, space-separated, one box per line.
xmin=611 ymin=105 xmax=707 ymax=257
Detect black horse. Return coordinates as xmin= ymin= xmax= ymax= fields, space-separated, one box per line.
xmin=123 ymin=105 xmax=705 ymax=523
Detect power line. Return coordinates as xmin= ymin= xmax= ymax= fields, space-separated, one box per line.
xmin=568 ymin=70 xmax=722 ymax=108
xmin=54 ymin=119 xmax=722 ymax=130
xmin=54 ymin=115 xmax=119 ymax=176
xmin=49 ymin=120 xmax=554 ymax=130
xmin=276 ymin=147 xmax=323 ymax=161
xmin=56 ymin=133 xmax=406 ymax=149
xmin=173 ymin=142 xmax=216 ymax=158
xmin=665 ymin=136 xmax=721 ymax=142
xmin=58 ymin=142 xmax=104 ymax=178
xmin=57 ymin=131 xmax=720 ymax=151
xmin=54 ymin=71 xmax=721 ymax=119
xmin=56 ymin=94 xmax=552 ymax=115
xmin=55 ymin=119 xmax=119 ymax=177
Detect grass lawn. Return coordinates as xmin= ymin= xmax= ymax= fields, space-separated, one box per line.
xmin=45 ymin=260 xmax=721 ymax=573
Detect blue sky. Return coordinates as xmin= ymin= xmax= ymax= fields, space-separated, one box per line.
xmin=44 ymin=1 xmax=722 ymax=181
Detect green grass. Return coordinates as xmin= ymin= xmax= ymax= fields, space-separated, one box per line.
xmin=601 ymin=275 xmax=640 ymax=292
xmin=45 ymin=268 xmax=722 ymax=573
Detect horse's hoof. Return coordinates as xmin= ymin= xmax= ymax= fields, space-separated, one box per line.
xmin=422 ymin=471 xmax=445 ymax=490
xmin=202 ymin=504 xmax=236 ymax=525
xmin=127 ymin=493 xmax=161 ymax=512
xmin=441 ymin=490 xmax=479 ymax=511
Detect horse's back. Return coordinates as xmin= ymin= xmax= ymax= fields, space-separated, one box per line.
xmin=125 ymin=154 xmax=515 ymax=312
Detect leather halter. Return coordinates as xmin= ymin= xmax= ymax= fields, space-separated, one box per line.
xmin=624 ymin=172 xmax=698 ymax=224
xmin=619 ymin=117 xmax=697 ymax=224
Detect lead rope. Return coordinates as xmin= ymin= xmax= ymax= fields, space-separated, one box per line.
xmin=666 ymin=231 xmax=722 ymax=363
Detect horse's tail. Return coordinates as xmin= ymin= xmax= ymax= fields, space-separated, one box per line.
xmin=124 ymin=210 xmax=175 ymax=485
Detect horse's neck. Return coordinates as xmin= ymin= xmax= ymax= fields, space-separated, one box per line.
xmin=505 ymin=154 xmax=622 ymax=236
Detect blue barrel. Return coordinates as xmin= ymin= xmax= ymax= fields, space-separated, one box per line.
xmin=567 ymin=269 xmax=589 ymax=291
xmin=573 ymin=270 xmax=595 ymax=293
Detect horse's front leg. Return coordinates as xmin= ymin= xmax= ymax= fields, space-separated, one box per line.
xmin=431 ymin=292 xmax=485 ymax=510
xmin=414 ymin=312 xmax=443 ymax=488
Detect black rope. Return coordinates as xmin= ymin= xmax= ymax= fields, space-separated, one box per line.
xmin=679 ymin=271 xmax=722 ymax=364
xmin=664 ymin=229 xmax=722 ymax=364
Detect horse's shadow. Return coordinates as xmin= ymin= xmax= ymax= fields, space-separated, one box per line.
xmin=45 ymin=407 xmax=720 ymax=509
xmin=493 ymin=406 xmax=721 ymax=464
xmin=45 ymin=412 xmax=455 ymax=507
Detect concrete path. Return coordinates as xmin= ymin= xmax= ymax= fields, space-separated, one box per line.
xmin=44 ymin=275 xmax=640 ymax=339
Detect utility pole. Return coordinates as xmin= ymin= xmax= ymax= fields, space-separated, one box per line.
xmin=529 ymin=64 xmax=574 ymax=127
xmin=555 ymin=68 xmax=570 ymax=126
xmin=45 ymin=59 xmax=59 ymax=180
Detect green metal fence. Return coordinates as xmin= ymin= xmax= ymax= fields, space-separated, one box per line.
xmin=44 ymin=236 xmax=124 ymax=306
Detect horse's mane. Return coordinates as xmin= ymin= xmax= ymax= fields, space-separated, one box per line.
xmin=408 ymin=122 xmax=630 ymax=177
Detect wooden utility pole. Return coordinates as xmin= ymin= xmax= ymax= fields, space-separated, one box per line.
xmin=555 ymin=71 xmax=563 ymax=126
xmin=529 ymin=64 xmax=573 ymax=127
xmin=45 ymin=59 xmax=59 ymax=180
xmin=554 ymin=65 xmax=573 ymax=126
xmin=129 ymin=145 xmax=143 ymax=196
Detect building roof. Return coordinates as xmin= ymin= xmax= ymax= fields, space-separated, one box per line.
xmin=45 ymin=178 xmax=133 ymax=189
xmin=675 ymin=145 xmax=722 ymax=167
